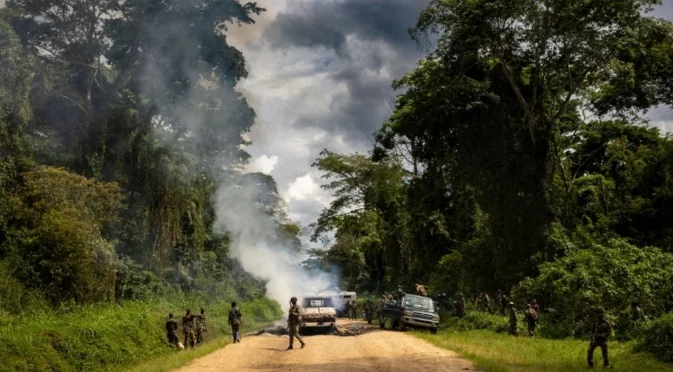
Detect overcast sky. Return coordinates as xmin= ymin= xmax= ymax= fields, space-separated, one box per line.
xmin=1 ymin=0 xmax=672 ymax=233
xmin=228 ymin=0 xmax=673 ymax=233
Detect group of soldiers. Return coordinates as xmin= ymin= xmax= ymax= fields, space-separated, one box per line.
xmin=165 ymin=308 xmax=207 ymax=349
xmin=462 ymin=289 xmax=648 ymax=368
xmin=165 ymin=302 xmax=243 ymax=350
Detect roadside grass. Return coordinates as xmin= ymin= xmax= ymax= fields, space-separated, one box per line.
xmin=0 ymin=297 xmax=281 ymax=372
xmin=415 ymin=329 xmax=673 ymax=372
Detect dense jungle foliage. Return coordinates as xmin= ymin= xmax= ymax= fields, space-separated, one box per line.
xmin=0 ymin=0 xmax=294 ymax=314
xmin=308 ymin=0 xmax=673 ymax=349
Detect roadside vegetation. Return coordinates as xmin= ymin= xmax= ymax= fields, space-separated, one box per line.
xmin=416 ymin=329 xmax=672 ymax=372
xmin=1 ymin=297 xmax=281 ymax=372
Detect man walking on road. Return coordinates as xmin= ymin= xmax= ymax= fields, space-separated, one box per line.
xmin=228 ymin=302 xmax=242 ymax=343
xmin=287 ymin=296 xmax=305 ymax=350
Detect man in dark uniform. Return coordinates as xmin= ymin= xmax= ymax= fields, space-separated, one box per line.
xmin=228 ymin=302 xmax=242 ymax=343
xmin=287 ymin=296 xmax=305 ymax=350
xmin=587 ymin=310 xmax=613 ymax=368
xmin=165 ymin=313 xmax=179 ymax=347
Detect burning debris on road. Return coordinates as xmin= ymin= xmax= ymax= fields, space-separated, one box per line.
xmin=332 ymin=324 xmax=380 ymax=337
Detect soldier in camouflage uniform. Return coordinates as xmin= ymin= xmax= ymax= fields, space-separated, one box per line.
xmin=228 ymin=302 xmax=242 ymax=343
xmin=347 ymin=300 xmax=356 ymax=320
xmin=508 ymin=302 xmax=519 ymax=336
xmin=287 ymin=296 xmax=305 ymax=350
xmin=587 ymin=310 xmax=613 ymax=368
xmin=165 ymin=313 xmax=179 ymax=347
xmin=396 ymin=286 xmax=405 ymax=305
xmin=196 ymin=308 xmax=207 ymax=344
xmin=182 ymin=309 xmax=196 ymax=348
xmin=377 ymin=296 xmax=385 ymax=326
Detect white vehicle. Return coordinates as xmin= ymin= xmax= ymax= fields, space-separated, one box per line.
xmin=309 ymin=290 xmax=357 ymax=317
xmin=300 ymin=296 xmax=337 ymax=332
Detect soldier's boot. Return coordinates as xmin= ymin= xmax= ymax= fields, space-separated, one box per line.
xmin=286 ymin=345 xmax=294 ymax=350
xmin=300 ymin=342 xmax=305 ymax=349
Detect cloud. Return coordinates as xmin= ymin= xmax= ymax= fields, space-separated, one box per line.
xmin=228 ymin=0 xmax=673 ymax=232
xmin=242 ymin=154 xmax=279 ymax=174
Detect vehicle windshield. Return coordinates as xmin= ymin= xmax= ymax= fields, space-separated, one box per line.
xmin=303 ymin=298 xmax=334 ymax=307
xmin=403 ymin=295 xmax=435 ymax=312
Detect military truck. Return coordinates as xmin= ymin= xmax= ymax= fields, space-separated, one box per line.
xmin=381 ymin=294 xmax=439 ymax=334
xmin=299 ymin=296 xmax=337 ymax=333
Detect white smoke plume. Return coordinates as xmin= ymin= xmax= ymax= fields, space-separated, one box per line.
xmin=213 ymin=177 xmax=340 ymax=315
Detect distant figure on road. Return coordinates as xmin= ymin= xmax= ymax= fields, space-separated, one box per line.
xmin=508 ymin=302 xmax=519 ymax=336
xmin=364 ymin=300 xmax=373 ymax=324
xmin=165 ymin=313 xmax=179 ymax=347
xmin=525 ymin=304 xmax=538 ymax=336
xmin=496 ymin=290 xmax=509 ymax=315
xmin=287 ymin=296 xmax=305 ymax=350
xmin=228 ymin=302 xmax=242 ymax=343
xmin=348 ymin=300 xmax=357 ymax=320
xmin=588 ymin=310 xmax=613 ymax=368
xmin=377 ymin=296 xmax=385 ymax=326
xmin=182 ymin=309 xmax=196 ymax=348
xmin=196 ymin=308 xmax=207 ymax=344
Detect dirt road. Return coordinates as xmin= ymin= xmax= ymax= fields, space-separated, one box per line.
xmin=173 ymin=320 xmax=478 ymax=372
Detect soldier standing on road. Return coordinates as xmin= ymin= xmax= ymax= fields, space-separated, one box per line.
xmin=525 ymin=304 xmax=538 ymax=336
xmin=364 ymin=300 xmax=373 ymax=324
xmin=228 ymin=302 xmax=242 ymax=343
xmin=165 ymin=313 xmax=179 ymax=347
xmin=508 ymin=302 xmax=519 ymax=336
xmin=377 ymin=296 xmax=385 ymax=326
xmin=348 ymin=300 xmax=357 ymax=320
xmin=588 ymin=310 xmax=613 ymax=368
xmin=287 ymin=296 xmax=306 ymax=350
xmin=196 ymin=308 xmax=207 ymax=344
xmin=182 ymin=309 xmax=196 ymax=348
xmin=456 ymin=293 xmax=465 ymax=318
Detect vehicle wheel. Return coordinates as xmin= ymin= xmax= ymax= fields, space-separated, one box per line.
xmin=399 ymin=322 xmax=407 ymax=332
xmin=430 ymin=328 xmax=438 ymax=335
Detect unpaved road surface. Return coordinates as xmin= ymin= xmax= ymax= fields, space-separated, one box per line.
xmin=174 ymin=319 xmax=478 ymax=372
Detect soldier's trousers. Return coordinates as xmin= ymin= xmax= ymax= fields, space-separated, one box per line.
xmin=167 ymin=331 xmax=179 ymax=346
xmin=509 ymin=322 xmax=518 ymax=335
xmin=587 ymin=340 xmax=609 ymax=367
xmin=527 ymin=322 xmax=536 ymax=336
xmin=196 ymin=327 xmax=204 ymax=344
xmin=231 ymin=322 xmax=241 ymax=342
xmin=184 ymin=329 xmax=196 ymax=348
xmin=288 ymin=324 xmax=304 ymax=347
